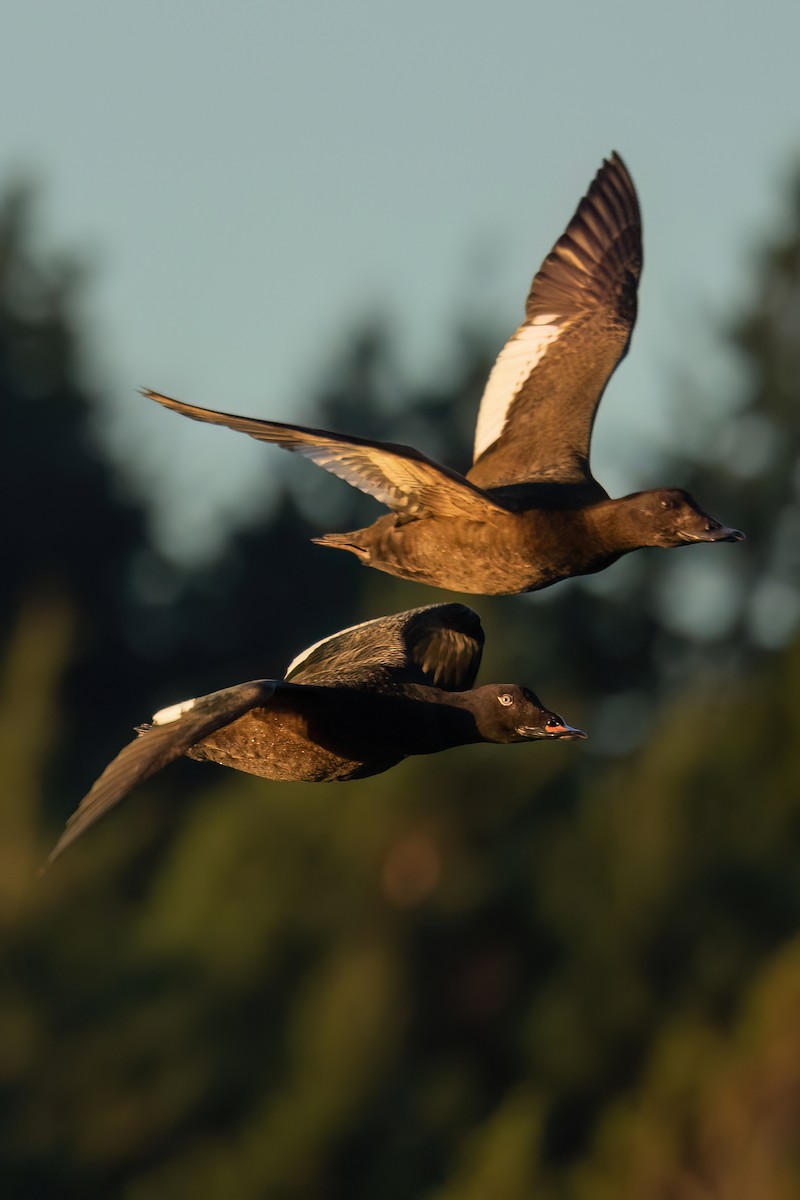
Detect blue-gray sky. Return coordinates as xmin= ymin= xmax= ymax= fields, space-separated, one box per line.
xmin=2 ymin=0 xmax=798 ymax=560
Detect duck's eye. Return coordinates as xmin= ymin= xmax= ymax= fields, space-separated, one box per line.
xmin=498 ymin=693 xmax=514 ymax=707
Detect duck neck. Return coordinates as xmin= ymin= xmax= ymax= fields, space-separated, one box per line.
xmin=586 ymin=495 xmax=650 ymax=554
xmin=398 ymin=686 xmax=482 ymax=755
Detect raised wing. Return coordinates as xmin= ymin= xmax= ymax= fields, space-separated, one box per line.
xmin=286 ymin=603 xmax=484 ymax=692
xmin=144 ymin=390 xmax=509 ymax=522
xmin=468 ymin=153 xmax=642 ymax=490
xmin=47 ymin=679 xmax=279 ymax=866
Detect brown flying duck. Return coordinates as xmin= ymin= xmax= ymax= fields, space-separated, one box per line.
xmin=143 ymin=153 xmax=743 ymax=596
xmin=47 ymin=604 xmax=584 ymax=864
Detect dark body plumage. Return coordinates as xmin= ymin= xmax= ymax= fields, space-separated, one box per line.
xmin=48 ymin=605 xmax=584 ymax=865
xmin=143 ymin=153 xmax=743 ymax=596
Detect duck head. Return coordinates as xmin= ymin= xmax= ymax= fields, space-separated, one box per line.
xmin=628 ymin=488 xmax=745 ymax=548
xmin=470 ymin=684 xmax=587 ymax=744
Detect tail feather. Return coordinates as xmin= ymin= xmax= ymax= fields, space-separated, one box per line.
xmin=311 ymin=532 xmax=370 ymax=563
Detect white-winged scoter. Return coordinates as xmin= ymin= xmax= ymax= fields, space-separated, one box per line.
xmin=47 ymin=604 xmax=584 ymax=864
xmin=143 ymin=153 xmax=743 ymax=596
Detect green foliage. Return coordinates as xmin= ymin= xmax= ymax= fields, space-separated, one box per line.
xmin=2 ymin=167 xmax=800 ymax=1197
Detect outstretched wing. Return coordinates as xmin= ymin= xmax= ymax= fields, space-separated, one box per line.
xmin=286 ymin=603 xmax=484 ymax=691
xmin=47 ymin=680 xmax=279 ymax=866
xmin=468 ymin=153 xmax=642 ymax=490
xmin=144 ymin=390 xmax=509 ymax=522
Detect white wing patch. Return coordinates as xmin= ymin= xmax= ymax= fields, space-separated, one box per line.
xmin=285 ymin=613 xmax=389 ymax=677
xmin=473 ymin=321 xmax=562 ymax=462
xmin=152 ymin=696 xmax=198 ymax=725
xmin=151 ymin=680 xmax=278 ymax=724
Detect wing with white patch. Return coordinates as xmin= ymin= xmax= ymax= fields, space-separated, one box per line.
xmin=47 ymin=680 xmax=278 ymax=866
xmin=144 ymin=390 xmax=510 ymax=522
xmin=468 ymin=153 xmax=642 ymax=489
xmin=286 ymin=603 xmax=484 ymax=692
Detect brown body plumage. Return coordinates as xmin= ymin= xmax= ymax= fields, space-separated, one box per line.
xmin=143 ymin=153 xmax=742 ymax=595
xmin=48 ymin=605 xmax=585 ymax=865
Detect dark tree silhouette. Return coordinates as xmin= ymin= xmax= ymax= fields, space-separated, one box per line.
xmin=3 ymin=164 xmax=800 ymax=1199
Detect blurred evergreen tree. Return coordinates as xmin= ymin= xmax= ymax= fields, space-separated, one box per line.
xmin=0 ymin=182 xmax=154 ymax=806
xmin=1 ymin=160 xmax=799 ymax=1199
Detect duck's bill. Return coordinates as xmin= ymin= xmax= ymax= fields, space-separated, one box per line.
xmin=682 ymin=523 xmax=746 ymax=544
xmin=519 ymin=721 xmax=587 ymax=740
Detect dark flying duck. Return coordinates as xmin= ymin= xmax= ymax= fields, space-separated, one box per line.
xmin=144 ymin=153 xmax=743 ymax=596
xmin=47 ymin=604 xmax=584 ymax=865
